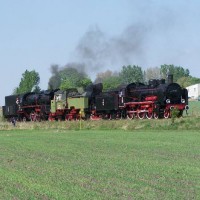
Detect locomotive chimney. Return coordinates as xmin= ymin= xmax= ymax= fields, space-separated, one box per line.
xmin=167 ymin=73 xmax=173 ymax=84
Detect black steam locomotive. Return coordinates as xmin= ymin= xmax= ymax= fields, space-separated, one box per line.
xmin=3 ymin=90 xmax=57 ymax=121
xmin=92 ymin=74 xmax=188 ymax=120
xmin=3 ymin=74 xmax=189 ymax=121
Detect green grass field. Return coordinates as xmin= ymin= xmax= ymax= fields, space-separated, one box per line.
xmin=188 ymin=101 xmax=200 ymax=116
xmin=0 ymin=129 xmax=200 ymax=199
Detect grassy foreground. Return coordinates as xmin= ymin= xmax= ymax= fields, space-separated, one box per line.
xmin=0 ymin=129 xmax=200 ymax=199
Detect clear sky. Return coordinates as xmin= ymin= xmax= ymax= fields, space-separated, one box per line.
xmin=1 ymin=0 xmax=200 ymax=105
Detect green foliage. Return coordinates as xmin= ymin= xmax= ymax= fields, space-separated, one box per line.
xmin=94 ymin=70 xmax=121 ymax=91
xmin=120 ymin=65 xmax=144 ymax=84
xmin=48 ymin=65 xmax=92 ymax=90
xmin=170 ymin=108 xmax=180 ymax=124
xmin=80 ymin=78 xmax=92 ymax=90
xmin=176 ymin=76 xmax=200 ymax=88
xmin=102 ymin=76 xmax=122 ymax=91
xmin=59 ymin=68 xmax=92 ymax=90
xmin=190 ymin=76 xmax=200 ymax=85
xmin=59 ymin=78 xmax=73 ymax=90
xmin=176 ymin=76 xmax=191 ymax=88
xmin=13 ymin=70 xmax=40 ymax=94
xmin=160 ymin=64 xmax=190 ymax=82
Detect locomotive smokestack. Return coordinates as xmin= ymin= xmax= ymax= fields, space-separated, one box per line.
xmin=167 ymin=74 xmax=173 ymax=84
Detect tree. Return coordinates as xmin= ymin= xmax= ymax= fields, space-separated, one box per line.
xmin=48 ymin=64 xmax=92 ymax=91
xmin=94 ymin=70 xmax=113 ymax=83
xmin=160 ymin=64 xmax=190 ymax=82
xmin=80 ymin=78 xmax=92 ymax=90
xmin=13 ymin=70 xmax=40 ymax=94
xmin=59 ymin=67 xmax=92 ymax=90
xmin=177 ymin=76 xmax=200 ymax=88
xmin=102 ymin=76 xmax=122 ymax=91
xmin=94 ymin=70 xmax=121 ymax=91
xmin=189 ymin=76 xmax=200 ymax=85
xmin=120 ymin=65 xmax=144 ymax=84
xmin=145 ymin=67 xmax=161 ymax=82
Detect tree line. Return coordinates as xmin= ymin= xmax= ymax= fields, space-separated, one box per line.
xmin=13 ymin=64 xmax=200 ymax=94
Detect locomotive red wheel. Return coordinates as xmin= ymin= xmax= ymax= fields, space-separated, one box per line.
xmin=30 ymin=114 xmax=36 ymax=121
xmin=137 ymin=112 xmax=146 ymax=119
xmin=48 ymin=117 xmax=55 ymax=121
xmin=90 ymin=115 xmax=101 ymax=120
xmin=115 ymin=113 xmax=121 ymax=120
xmin=146 ymin=112 xmax=153 ymax=119
xmin=23 ymin=117 xmax=26 ymax=122
xmin=102 ymin=113 xmax=111 ymax=120
xmin=77 ymin=116 xmax=81 ymax=121
xmin=57 ymin=117 xmax=62 ymax=121
xmin=65 ymin=114 xmax=72 ymax=121
xmin=164 ymin=109 xmax=170 ymax=119
xmin=153 ymin=112 xmax=159 ymax=119
xmin=127 ymin=113 xmax=135 ymax=120
xmin=35 ymin=115 xmax=41 ymax=122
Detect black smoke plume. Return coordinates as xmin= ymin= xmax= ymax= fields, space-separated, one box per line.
xmin=73 ymin=24 xmax=149 ymax=78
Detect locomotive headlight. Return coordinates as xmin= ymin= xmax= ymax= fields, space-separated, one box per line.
xmin=166 ymin=99 xmax=170 ymax=104
xmin=181 ymin=99 xmax=185 ymax=103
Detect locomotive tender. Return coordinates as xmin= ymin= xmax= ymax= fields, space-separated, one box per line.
xmin=3 ymin=74 xmax=189 ymax=121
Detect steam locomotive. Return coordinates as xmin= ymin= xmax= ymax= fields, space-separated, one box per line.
xmin=2 ymin=74 xmax=189 ymax=121
xmin=3 ymin=90 xmax=56 ymax=121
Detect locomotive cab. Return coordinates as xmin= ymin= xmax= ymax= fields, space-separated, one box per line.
xmin=51 ymin=90 xmax=68 ymax=113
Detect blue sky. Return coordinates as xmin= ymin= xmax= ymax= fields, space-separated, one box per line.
xmin=0 ymin=0 xmax=200 ymax=105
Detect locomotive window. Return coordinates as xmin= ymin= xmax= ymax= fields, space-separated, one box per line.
xmin=56 ymin=94 xmax=62 ymax=101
